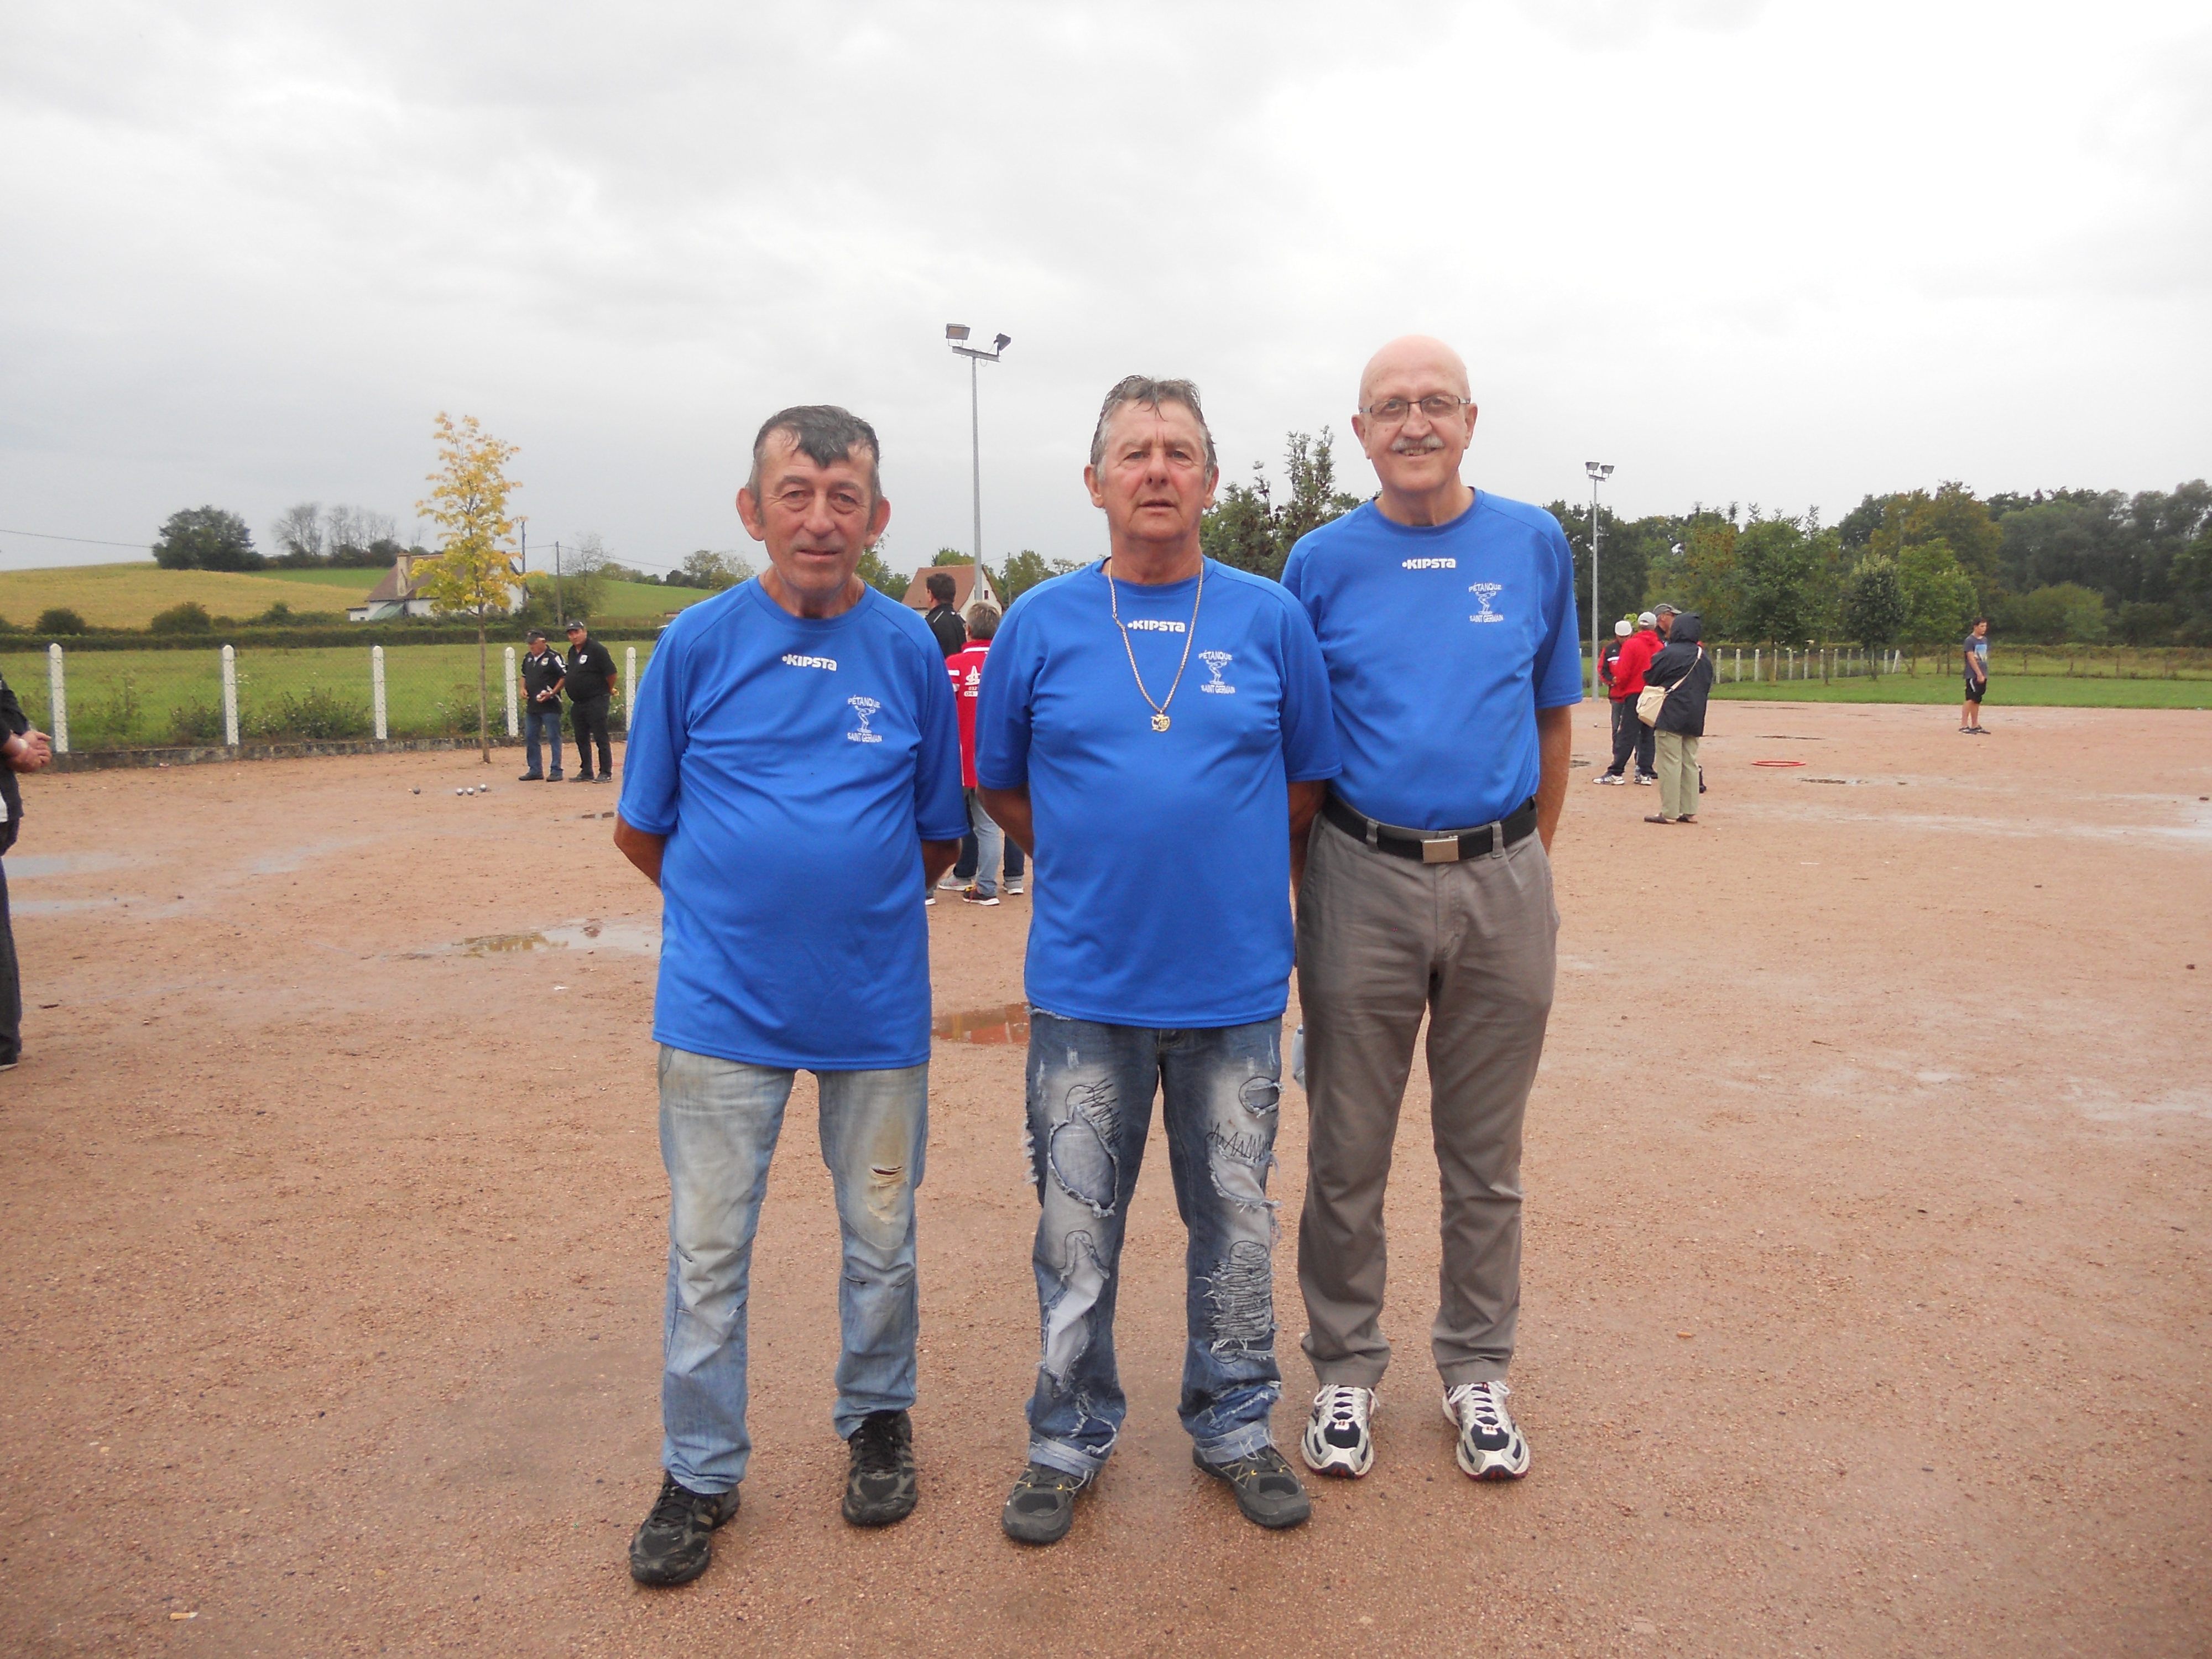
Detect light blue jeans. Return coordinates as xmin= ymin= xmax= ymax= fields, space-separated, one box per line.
xmin=656 ymin=1045 xmax=928 ymax=1495
xmin=1022 ymin=1011 xmax=1285 ymax=1478
xmin=966 ymin=787 xmax=1005 ymax=898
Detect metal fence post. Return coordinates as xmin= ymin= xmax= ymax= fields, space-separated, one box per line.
xmin=372 ymin=645 xmax=388 ymax=741
xmin=624 ymin=646 xmax=637 ymax=731
xmin=46 ymin=643 xmax=67 ymax=754
xmin=221 ymin=644 xmax=239 ymax=747
xmin=504 ymin=646 xmax=519 ymax=738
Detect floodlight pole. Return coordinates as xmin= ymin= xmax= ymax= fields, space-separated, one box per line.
xmin=1585 ymin=461 xmax=1614 ymax=693
xmin=946 ymin=326 xmax=1011 ymax=570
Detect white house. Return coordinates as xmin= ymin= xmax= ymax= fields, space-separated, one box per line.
xmin=348 ymin=551 xmax=525 ymax=622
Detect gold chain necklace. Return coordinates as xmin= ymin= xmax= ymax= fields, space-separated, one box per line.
xmin=1105 ymin=554 xmax=1205 ymax=732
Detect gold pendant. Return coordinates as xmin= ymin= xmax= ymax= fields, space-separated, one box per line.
xmin=1151 ymin=712 xmax=1171 ymax=732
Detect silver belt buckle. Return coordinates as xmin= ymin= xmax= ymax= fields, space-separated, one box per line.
xmin=1421 ymin=833 xmax=1463 ymax=864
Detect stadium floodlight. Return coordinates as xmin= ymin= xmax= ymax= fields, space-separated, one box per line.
xmin=1584 ymin=462 xmax=1614 ymax=692
xmin=946 ymin=326 xmax=1013 ymax=570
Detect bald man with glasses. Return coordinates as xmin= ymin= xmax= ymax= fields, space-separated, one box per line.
xmin=1280 ymin=336 xmax=1580 ymax=1492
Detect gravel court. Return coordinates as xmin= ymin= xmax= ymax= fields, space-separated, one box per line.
xmin=1 ymin=704 xmax=2205 ymax=1657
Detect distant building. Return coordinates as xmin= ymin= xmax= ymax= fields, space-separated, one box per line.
xmin=900 ymin=563 xmax=1002 ymax=617
xmin=347 ymin=551 xmax=525 ymax=622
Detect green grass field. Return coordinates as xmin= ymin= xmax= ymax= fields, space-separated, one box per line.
xmin=0 ymin=561 xmax=708 ymax=630
xmin=4 ymin=643 xmax=663 ymax=748
xmin=1705 ymin=675 xmax=2210 ymax=709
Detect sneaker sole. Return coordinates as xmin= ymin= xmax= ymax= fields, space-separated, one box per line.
xmin=1298 ymin=1425 xmax=1374 ymax=1479
xmin=1443 ymin=1399 xmax=1531 ymax=1480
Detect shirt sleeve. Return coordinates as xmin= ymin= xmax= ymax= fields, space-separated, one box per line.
xmin=1275 ymin=595 xmax=1342 ymax=784
xmin=1531 ymin=519 xmax=1587 ymax=709
xmin=973 ymin=597 xmax=1037 ymax=791
xmin=616 ymin=632 xmax=686 ymax=835
xmin=912 ymin=633 xmax=968 ymax=842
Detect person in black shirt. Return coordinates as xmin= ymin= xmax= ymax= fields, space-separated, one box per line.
xmin=922 ymin=572 xmax=966 ymax=658
xmin=518 ymin=629 xmax=567 ymax=780
xmin=565 ymin=621 xmax=619 ymax=782
xmin=0 ymin=667 xmax=55 ymax=1071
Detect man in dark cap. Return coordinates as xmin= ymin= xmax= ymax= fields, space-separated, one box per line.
xmin=565 ymin=620 xmax=619 ymax=782
xmin=517 ymin=629 xmax=567 ymax=780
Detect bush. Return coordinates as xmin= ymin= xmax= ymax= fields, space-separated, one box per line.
xmin=35 ymin=607 xmax=88 ymax=635
xmin=149 ymin=600 xmax=215 ymax=635
xmin=263 ymin=686 xmax=373 ymax=741
xmin=169 ymin=701 xmax=227 ymax=744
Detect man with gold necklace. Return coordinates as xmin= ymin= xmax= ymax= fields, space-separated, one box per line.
xmin=975 ymin=376 xmax=1340 ymax=1544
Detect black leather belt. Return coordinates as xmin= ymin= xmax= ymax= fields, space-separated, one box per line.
xmin=1323 ymin=792 xmax=1539 ymax=864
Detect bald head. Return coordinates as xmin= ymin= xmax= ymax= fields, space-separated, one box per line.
xmin=1359 ymin=335 xmax=1470 ymax=408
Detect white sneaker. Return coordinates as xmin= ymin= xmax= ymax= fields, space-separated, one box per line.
xmin=1591 ymin=772 xmax=1625 ymax=785
xmin=1442 ymin=1380 xmax=1529 ymax=1480
xmin=1300 ymin=1385 xmax=1376 ymax=1478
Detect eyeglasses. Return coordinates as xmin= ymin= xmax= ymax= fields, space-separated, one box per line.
xmin=1360 ymin=394 xmax=1474 ymax=425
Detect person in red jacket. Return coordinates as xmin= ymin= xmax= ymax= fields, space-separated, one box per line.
xmin=1593 ymin=609 xmax=1662 ymax=784
xmin=946 ymin=603 xmax=1019 ymax=905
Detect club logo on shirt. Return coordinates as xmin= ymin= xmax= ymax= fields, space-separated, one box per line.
xmin=1127 ymin=619 xmax=1187 ymax=633
xmin=1199 ymin=650 xmax=1237 ymax=694
xmin=782 ymin=653 xmax=838 ymax=671
xmin=846 ymin=695 xmax=883 ymax=743
xmin=1468 ymin=582 xmax=1505 ymax=623
xmin=1402 ymin=557 xmax=1458 ymax=570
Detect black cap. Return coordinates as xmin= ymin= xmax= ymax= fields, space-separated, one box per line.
xmin=526 ymin=629 xmax=547 ymax=642
xmin=565 ymin=619 xmax=586 ymax=631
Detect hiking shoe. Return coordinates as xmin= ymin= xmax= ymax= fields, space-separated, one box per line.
xmin=628 ymin=1473 xmax=739 ymax=1586
xmin=842 ymin=1409 xmax=917 ymax=1527
xmin=1193 ymin=1444 xmax=1311 ymax=1529
xmin=1300 ymin=1385 xmax=1376 ymax=1479
xmin=1443 ymin=1380 xmax=1530 ymax=1480
xmin=517 ymin=771 xmax=544 ymax=781
xmin=1592 ymin=772 xmax=1624 ymax=785
xmin=960 ymin=886 xmax=1000 ymax=907
xmin=1001 ymin=1460 xmax=1090 ymax=1545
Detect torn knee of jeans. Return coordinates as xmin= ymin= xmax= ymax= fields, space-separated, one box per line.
xmin=1206 ymin=1126 xmax=1276 ymax=1211
xmin=1046 ymin=1081 xmax=1119 ymax=1216
xmin=1237 ymin=1073 xmax=1281 ymax=1117
xmin=1202 ymin=1239 xmax=1275 ymax=1352
xmin=1040 ymin=1230 xmax=1109 ymax=1383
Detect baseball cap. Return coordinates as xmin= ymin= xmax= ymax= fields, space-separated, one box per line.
xmin=565 ymin=619 xmax=587 ymax=631
xmin=1614 ymin=619 xmax=1634 ymax=637
xmin=1637 ymin=610 xmax=1657 ymax=627
xmin=526 ymin=629 xmax=547 ymax=642
xmin=1653 ymin=603 xmax=1678 ymax=617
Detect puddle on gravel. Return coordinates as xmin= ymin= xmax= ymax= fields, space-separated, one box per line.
xmin=933 ymin=1001 xmax=1031 ymax=1045
xmin=401 ymin=917 xmax=661 ymax=959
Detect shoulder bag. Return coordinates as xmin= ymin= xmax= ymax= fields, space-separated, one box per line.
xmin=1636 ymin=646 xmax=1703 ymax=727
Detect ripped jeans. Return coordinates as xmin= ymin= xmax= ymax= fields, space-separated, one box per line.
xmin=656 ymin=1045 xmax=927 ymax=1495
xmin=1022 ymin=1011 xmax=1285 ymax=1478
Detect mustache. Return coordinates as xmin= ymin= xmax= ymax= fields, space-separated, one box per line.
xmin=1390 ymin=434 xmax=1445 ymax=456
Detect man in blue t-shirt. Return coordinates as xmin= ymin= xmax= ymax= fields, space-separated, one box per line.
xmin=974 ymin=375 xmax=1341 ymax=1545
xmin=1280 ymin=336 xmax=1580 ymax=1493
xmin=611 ymin=406 xmax=967 ymax=1588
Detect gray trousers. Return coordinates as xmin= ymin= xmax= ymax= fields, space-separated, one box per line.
xmin=1295 ymin=813 xmax=1557 ymax=1389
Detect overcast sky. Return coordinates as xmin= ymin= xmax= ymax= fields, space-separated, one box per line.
xmin=3 ymin=0 xmax=2207 ymax=575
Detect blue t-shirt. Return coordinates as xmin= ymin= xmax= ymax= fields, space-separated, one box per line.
xmin=974 ymin=559 xmax=1340 ymax=1029
xmin=1281 ymin=493 xmax=1583 ymax=830
xmin=619 ymin=580 xmax=968 ymax=1071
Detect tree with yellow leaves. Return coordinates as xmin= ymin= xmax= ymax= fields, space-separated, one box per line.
xmin=415 ymin=414 xmax=523 ymax=761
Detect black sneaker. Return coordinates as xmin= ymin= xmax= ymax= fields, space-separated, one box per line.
xmin=843 ymin=1409 xmax=917 ymax=1527
xmin=572 ymin=773 xmax=594 ymax=783
xmin=1001 ymin=1460 xmax=1089 ymax=1545
xmin=628 ymin=1473 xmax=739 ymax=1587
xmin=518 ymin=771 xmax=543 ymax=781
xmin=1193 ymin=1444 xmax=1311 ymax=1529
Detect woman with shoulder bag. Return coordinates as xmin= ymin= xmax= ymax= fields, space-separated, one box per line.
xmin=1637 ymin=612 xmax=1714 ymax=825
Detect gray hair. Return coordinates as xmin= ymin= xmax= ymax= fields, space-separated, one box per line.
xmin=964 ymin=602 xmax=1001 ymax=639
xmin=748 ymin=404 xmax=883 ymax=503
xmin=1088 ymin=375 xmax=1217 ymax=474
